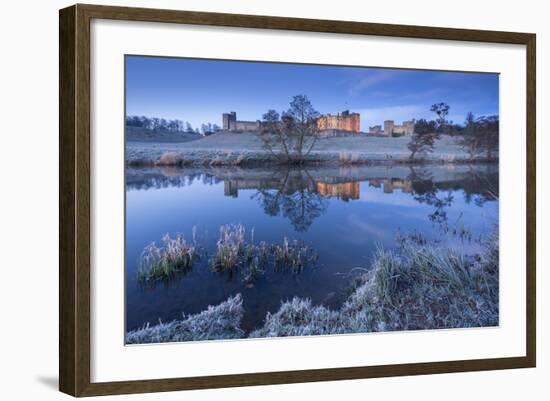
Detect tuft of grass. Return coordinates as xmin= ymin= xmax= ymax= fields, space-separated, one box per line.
xmin=137 ymin=233 xmax=197 ymax=282
xmin=339 ymin=151 xmax=360 ymax=165
xmin=211 ymin=224 xmax=246 ymax=271
xmin=273 ymin=237 xmax=318 ymax=273
xmin=211 ymin=224 xmax=317 ymax=282
xmin=126 ymin=294 xmax=244 ymax=343
xmin=250 ymin=297 xmax=342 ymax=338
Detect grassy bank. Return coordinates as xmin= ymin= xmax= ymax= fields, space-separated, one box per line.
xmin=126 ymin=294 xmax=244 ymax=344
xmin=126 ymin=231 xmax=498 ymax=343
xmin=126 ymin=133 xmax=498 ymax=167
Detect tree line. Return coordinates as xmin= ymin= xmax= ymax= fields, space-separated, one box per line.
xmin=259 ymin=96 xmax=499 ymax=164
xmin=125 ymin=116 xmax=221 ymax=135
xmin=408 ymin=102 xmax=498 ymax=161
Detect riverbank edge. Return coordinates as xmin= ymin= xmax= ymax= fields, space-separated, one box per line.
xmin=126 ymin=231 xmax=499 ymax=344
xmin=127 ymin=150 xmax=498 ymax=168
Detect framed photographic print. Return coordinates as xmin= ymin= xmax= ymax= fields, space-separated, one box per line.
xmin=59 ymin=4 xmax=536 ymax=397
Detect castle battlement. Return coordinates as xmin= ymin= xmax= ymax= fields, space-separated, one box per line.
xmin=383 ymin=119 xmax=415 ymax=136
xmin=222 ymin=111 xmax=261 ymax=132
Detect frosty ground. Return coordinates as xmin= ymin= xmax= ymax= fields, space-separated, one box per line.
xmin=126 ymin=132 xmax=485 ymax=166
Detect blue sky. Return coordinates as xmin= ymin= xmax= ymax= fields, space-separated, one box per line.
xmin=126 ymin=56 xmax=499 ymax=131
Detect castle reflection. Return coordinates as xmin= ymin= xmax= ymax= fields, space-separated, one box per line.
xmin=316 ymin=182 xmax=360 ymax=200
xmin=369 ymin=178 xmax=413 ymax=194
xmin=223 ymin=177 xmax=414 ymax=200
xmin=126 ymin=164 xmax=499 ymax=234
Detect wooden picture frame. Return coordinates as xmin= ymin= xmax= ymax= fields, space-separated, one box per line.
xmin=59 ymin=3 xmax=536 ymax=397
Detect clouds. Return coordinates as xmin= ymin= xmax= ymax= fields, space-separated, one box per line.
xmin=347 ymin=70 xmax=395 ymax=96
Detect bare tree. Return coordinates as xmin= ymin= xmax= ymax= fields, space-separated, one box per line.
xmin=260 ymin=95 xmax=320 ymax=165
xmin=407 ymin=119 xmax=440 ymax=160
xmin=430 ymin=102 xmax=450 ymax=133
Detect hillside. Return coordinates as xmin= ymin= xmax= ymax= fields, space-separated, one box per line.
xmin=126 ymin=126 xmax=203 ymax=143
xmin=126 ymin=131 xmax=488 ymax=166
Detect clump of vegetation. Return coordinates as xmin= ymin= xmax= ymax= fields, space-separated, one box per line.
xmin=250 ymin=297 xmax=343 ymax=337
xmin=339 ymin=151 xmax=360 ymax=165
xmin=212 ymin=224 xmax=246 ymax=271
xmin=126 ymin=294 xmax=244 ymax=344
xmin=273 ymin=237 xmax=318 ymax=272
xmin=350 ymin=234 xmax=497 ymax=331
xmin=137 ymin=233 xmax=198 ymax=282
xmin=211 ymin=224 xmax=318 ymax=282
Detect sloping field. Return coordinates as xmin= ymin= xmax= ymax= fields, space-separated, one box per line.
xmin=126 ymin=132 xmax=478 ymax=166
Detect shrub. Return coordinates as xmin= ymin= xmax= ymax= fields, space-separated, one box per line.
xmin=156 ymin=152 xmax=183 ymax=166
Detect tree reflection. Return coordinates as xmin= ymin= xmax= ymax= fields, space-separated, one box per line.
xmin=252 ymin=168 xmax=328 ymax=232
xmin=408 ymin=166 xmax=455 ymax=232
xmin=407 ymin=165 xmax=498 ymax=234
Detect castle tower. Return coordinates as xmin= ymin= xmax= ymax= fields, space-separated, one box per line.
xmin=384 ymin=120 xmax=395 ymax=136
xmin=222 ymin=112 xmax=237 ymax=130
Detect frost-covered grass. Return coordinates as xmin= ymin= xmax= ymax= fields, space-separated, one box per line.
xmin=126 ymin=294 xmax=244 ymax=343
xmin=212 ymin=224 xmax=247 ymax=271
xmin=126 ymin=133 xmax=487 ymax=166
xmin=128 ymin=230 xmax=499 ymax=343
xmin=251 ymin=231 xmax=499 ymax=337
xmin=273 ymin=237 xmax=319 ymax=273
xmin=137 ymin=233 xmax=198 ymax=282
xmin=211 ymin=224 xmax=317 ymax=281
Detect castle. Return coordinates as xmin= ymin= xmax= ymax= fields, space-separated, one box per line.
xmin=221 ymin=110 xmax=416 ymax=136
xmin=222 ymin=110 xmax=361 ymax=134
xmin=316 ymin=110 xmax=360 ymax=133
xmin=222 ymin=112 xmax=261 ymax=132
xmin=383 ymin=119 xmax=415 ymax=135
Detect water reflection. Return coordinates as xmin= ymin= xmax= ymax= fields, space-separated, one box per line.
xmin=126 ymin=164 xmax=499 ymax=234
xmin=250 ymin=169 xmax=328 ymax=232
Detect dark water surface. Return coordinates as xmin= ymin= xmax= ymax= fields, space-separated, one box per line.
xmin=125 ymin=164 xmax=499 ymax=334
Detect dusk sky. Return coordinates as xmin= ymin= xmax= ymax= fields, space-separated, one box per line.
xmin=125 ymin=55 xmax=499 ymax=131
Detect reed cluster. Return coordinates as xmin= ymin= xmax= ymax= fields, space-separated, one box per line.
xmin=211 ymin=224 xmax=317 ymax=283
xmin=137 ymin=233 xmax=198 ymax=282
